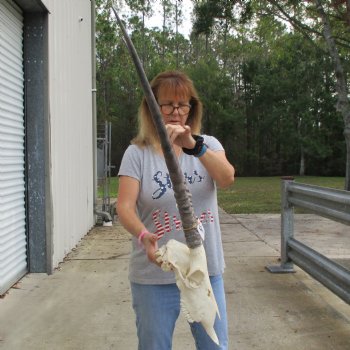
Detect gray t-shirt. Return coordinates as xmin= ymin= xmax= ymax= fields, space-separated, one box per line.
xmin=118 ymin=135 xmax=225 ymax=284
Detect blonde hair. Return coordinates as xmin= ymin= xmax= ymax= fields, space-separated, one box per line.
xmin=132 ymin=70 xmax=203 ymax=147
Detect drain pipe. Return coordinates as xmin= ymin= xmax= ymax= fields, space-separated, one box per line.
xmin=91 ymin=0 xmax=112 ymax=225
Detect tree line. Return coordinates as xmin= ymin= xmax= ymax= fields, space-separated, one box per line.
xmin=96 ymin=0 xmax=350 ymax=188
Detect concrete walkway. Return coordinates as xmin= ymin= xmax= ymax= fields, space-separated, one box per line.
xmin=0 ymin=210 xmax=350 ymax=349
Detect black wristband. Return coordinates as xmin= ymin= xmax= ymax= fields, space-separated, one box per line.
xmin=182 ymin=135 xmax=205 ymax=156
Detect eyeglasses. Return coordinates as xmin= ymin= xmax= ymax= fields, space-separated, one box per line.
xmin=159 ymin=103 xmax=191 ymax=116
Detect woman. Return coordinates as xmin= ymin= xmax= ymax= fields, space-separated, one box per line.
xmin=117 ymin=70 xmax=235 ymax=350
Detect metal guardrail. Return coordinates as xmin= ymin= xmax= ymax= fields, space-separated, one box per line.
xmin=266 ymin=177 xmax=350 ymax=304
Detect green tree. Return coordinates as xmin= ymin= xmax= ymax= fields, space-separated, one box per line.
xmin=95 ymin=0 xmax=346 ymax=178
xmin=191 ymin=0 xmax=347 ymax=180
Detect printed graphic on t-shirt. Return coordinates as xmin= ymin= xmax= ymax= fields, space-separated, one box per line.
xmin=150 ymin=168 xmax=213 ymax=238
xmin=152 ymin=209 xmax=214 ymax=238
xmin=152 ymin=169 xmax=205 ymax=199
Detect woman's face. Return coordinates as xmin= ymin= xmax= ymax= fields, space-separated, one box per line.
xmin=157 ymin=89 xmax=191 ymax=127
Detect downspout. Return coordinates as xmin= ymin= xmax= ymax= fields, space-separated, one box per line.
xmin=91 ymin=0 xmax=112 ymax=224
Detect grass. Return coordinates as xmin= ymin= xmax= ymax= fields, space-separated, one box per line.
xmin=218 ymin=176 xmax=345 ymax=214
xmin=100 ymin=176 xmax=346 ymax=214
xmin=98 ymin=177 xmax=119 ymax=198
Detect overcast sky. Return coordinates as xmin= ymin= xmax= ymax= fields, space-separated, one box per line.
xmin=144 ymin=0 xmax=194 ymax=38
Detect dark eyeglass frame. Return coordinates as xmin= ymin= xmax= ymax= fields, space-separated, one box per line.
xmin=159 ymin=103 xmax=191 ymax=116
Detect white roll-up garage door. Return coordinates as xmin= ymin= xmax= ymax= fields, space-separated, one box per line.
xmin=0 ymin=0 xmax=27 ymax=295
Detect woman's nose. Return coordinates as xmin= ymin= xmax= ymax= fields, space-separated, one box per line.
xmin=172 ymin=106 xmax=180 ymax=115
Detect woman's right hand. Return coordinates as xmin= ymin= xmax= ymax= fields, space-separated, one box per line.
xmin=141 ymin=232 xmax=160 ymax=265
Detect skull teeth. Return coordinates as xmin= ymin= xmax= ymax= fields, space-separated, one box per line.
xmin=181 ymin=300 xmax=194 ymax=323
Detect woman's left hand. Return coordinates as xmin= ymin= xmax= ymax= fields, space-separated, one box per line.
xmin=165 ymin=124 xmax=196 ymax=149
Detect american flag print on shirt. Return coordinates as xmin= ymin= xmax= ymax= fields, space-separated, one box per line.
xmin=152 ymin=209 xmax=214 ymax=238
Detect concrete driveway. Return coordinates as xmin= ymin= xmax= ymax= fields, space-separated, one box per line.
xmin=0 ymin=210 xmax=349 ymax=349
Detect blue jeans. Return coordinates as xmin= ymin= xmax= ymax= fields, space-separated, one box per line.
xmin=131 ymin=275 xmax=228 ymax=350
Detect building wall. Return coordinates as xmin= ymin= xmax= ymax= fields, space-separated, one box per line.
xmin=42 ymin=0 xmax=94 ymax=267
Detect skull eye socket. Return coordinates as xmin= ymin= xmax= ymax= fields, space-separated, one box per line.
xmin=187 ymin=270 xmax=205 ymax=287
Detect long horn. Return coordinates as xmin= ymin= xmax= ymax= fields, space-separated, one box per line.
xmin=111 ymin=6 xmax=202 ymax=249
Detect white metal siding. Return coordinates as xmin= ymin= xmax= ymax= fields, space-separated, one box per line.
xmin=42 ymin=0 xmax=94 ymax=267
xmin=0 ymin=0 xmax=26 ymax=294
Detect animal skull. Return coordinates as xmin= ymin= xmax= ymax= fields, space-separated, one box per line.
xmin=155 ymin=239 xmax=220 ymax=345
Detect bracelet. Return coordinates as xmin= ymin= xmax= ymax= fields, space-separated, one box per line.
xmin=138 ymin=230 xmax=148 ymax=247
xmin=195 ymin=144 xmax=207 ymax=158
xmin=182 ymin=135 xmax=205 ymax=156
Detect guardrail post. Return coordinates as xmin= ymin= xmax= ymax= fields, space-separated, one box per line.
xmin=266 ymin=176 xmax=295 ymax=273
